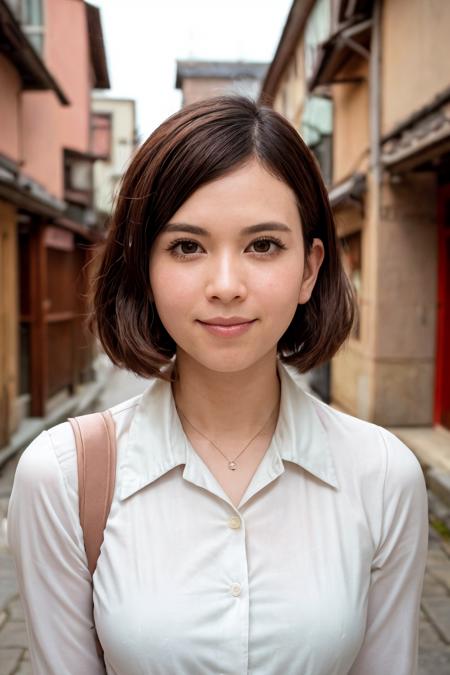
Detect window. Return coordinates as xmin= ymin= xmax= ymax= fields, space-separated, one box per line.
xmin=304 ymin=0 xmax=331 ymax=82
xmin=301 ymin=95 xmax=333 ymax=185
xmin=64 ymin=150 xmax=94 ymax=206
xmin=301 ymin=0 xmax=333 ymax=185
xmin=22 ymin=0 xmax=44 ymax=53
xmin=5 ymin=0 xmax=44 ymax=54
xmin=91 ymin=113 xmax=113 ymax=160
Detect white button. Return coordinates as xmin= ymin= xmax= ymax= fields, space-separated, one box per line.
xmin=227 ymin=515 xmax=241 ymax=529
xmin=230 ymin=583 xmax=241 ymax=597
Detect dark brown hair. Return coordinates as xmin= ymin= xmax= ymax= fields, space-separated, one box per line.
xmin=90 ymin=95 xmax=356 ymax=381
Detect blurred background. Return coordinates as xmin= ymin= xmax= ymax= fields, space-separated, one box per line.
xmin=0 ymin=1 xmax=449 ymax=673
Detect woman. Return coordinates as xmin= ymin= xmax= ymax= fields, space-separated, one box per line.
xmin=7 ymin=95 xmax=428 ymax=675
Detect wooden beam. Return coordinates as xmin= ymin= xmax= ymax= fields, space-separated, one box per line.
xmin=29 ymin=224 xmax=48 ymax=417
xmin=0 ymin=200 xmax=19 ymax=446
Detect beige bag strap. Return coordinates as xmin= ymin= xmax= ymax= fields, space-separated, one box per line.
xmin=68 ymin=410 xmax=116 ymax=663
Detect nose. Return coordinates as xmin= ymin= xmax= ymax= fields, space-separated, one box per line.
xmin=204 ymin=250 xmax=248 ymax=303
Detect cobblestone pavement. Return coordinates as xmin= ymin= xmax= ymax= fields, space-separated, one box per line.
xmin=1 ymin=369 xmax=450 ymax=674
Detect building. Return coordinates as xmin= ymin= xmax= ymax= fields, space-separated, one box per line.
xmin=175 ymin=60 xmax=268 ymax=107
xmin=91 ymin=97 xmax=138 ymax=223
xmin=0 ymin=0 xmax=110 ymax=449
xmin=259 ymin=0 xmax=450 ymax=440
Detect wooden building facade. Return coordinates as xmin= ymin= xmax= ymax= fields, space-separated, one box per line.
xmin=259 ymin=0 xmax=450 ymax=433
xmin=0 ymin=0 xmax=110 ymax=447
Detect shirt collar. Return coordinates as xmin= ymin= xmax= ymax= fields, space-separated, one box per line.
xmin=118 ymin=358 xmax=339 ymax=501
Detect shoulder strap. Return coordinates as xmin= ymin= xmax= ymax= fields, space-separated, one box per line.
xmin=68 ymin=410 xmax=116 ymax=663
xmin=68 ymin=410 xmax=117 ymax=576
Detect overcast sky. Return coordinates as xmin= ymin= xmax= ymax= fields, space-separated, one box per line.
xmin=93 ymin=0 xmax=293 ymax=141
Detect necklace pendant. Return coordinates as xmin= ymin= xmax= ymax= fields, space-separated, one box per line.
xmin=228 ymin=460 xmax=238 ymax=471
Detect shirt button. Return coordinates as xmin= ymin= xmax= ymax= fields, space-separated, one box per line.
xmin=227 ymin=515 xmax=241 ymax=529
xmin=230 ymin=583 xmax=241 ymax=597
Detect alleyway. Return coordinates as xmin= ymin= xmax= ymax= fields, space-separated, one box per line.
xmin=0 ymin=367 xmax=149 ymax=675
xmin=0 ymin=368 xmax=449 ymax=674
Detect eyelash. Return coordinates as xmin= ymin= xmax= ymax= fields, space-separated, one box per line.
xmin=166 ymin=236 xmax=287 ymax=260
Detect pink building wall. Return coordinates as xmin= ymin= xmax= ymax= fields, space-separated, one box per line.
xmin=20 ymin=0 xmax=92 ymax=199
xmin=0 ymin=55 xmax=21 ymax=163
xmin=45 ymin=0 xmax=91 ymax=153
xmin=21 ymin=92 xmax=63 ymax=199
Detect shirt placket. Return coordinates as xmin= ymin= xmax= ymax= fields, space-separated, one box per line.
xmin=183 ymin=441 xmax=286 ymax=674
xmin=220 ymin=505 xmax=250 ymax=674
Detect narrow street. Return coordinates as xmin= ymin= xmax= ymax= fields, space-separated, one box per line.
xmin=0 ymin=369 xmax=449 ymax=674
xmin=0 ymin=368 xmax=149 ymax=675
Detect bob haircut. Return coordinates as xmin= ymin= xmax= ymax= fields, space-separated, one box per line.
xmin=91 ymin=95 xmax=356 ymax=381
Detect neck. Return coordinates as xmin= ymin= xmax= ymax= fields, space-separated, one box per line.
xmin=171 ymin=348 xmax=281 ymax=439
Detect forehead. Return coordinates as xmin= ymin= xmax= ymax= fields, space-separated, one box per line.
xmin=169 ymin=159 xmax=301 ymax=230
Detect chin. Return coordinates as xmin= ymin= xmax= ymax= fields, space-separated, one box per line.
xmin=178 ymin=345 xmax=275 ymax=375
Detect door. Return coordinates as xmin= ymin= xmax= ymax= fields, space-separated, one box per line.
xmin=20 ymin=223 xmax=77 ymax=417
xmin=435 ymin=185 xmax=450 ymax=428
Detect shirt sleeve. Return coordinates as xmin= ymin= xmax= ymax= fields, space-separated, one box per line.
xmin=348 ymin=427 xmax=429 ymax=675
xmin=6 ymin=429 xmax=106 ymax=675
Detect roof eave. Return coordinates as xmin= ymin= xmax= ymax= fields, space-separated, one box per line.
xmin=0 ymin=0 xmax=70 ymax=105
xmin=328 ymin=172 xmax=366 ymax=208
xmin=308 ymin=18 xmax=372 ymax=92
xmin=258 ymin=0 xmax=316 ymax=104
xmin=175 ymin=59 xmax=268 ymax=90
xmin=381 ymin=94 xmax=450 ymax=173
xmin=85 ymin=2 xmax=110 ymax=90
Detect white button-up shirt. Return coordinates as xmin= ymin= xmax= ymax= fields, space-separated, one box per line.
xmin=7 ymin=359 xmax=428 ymax=675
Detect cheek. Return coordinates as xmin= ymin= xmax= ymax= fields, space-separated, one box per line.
xmin=149 ymin=260 xmax=197 ymax=320
xmin=255 ymin=259 xmax=303 ymax=308
xmin=149 ymin=252 xmax=304 ymax=313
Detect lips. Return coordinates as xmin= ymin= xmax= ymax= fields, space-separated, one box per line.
xmin=199 ymin=317 xmax=255 ymax=326
xmin=197 ymin=317 xmax=256 ymax=337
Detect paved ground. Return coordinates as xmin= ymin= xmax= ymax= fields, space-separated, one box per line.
xmin=0 ymin=368 xmax=449 ymax=674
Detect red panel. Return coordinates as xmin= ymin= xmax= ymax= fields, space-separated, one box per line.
xmin=435 ymin=185 xmax=450 ymax=428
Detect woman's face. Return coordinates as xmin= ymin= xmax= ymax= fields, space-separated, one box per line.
xmin=149 ymin=158 xmax=324 ymax=374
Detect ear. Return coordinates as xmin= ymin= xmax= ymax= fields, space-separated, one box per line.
xmin=298 ymin=238 xmax=325 ymax=304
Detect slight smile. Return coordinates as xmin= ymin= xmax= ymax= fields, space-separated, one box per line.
xmin=197 ymin=318 xmax=257 ymax=337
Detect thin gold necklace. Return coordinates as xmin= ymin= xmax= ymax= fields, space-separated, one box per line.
xmin=176 ymin=401 xmax=279 ymax=471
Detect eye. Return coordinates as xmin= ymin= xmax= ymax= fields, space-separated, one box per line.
xmin=247 ymin=237 xmax=287 ymax=255
xmin=166 ymin=236 xmax=287 ymax=260
xmin=166 ymin=238 xmax=204 ymax=258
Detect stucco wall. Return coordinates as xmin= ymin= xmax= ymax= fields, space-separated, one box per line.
xmin=371 ymin=173 xmax=438 ymax=425
xmin=332 ymin=58 xmax=369 ymax=184
xmin=92 ymin=98 xmax=136 ymax=214
xmin=45 ymin=0 xmax=91 ymax=153
xmin=271 ymin=41 xmax=306 ymax=126
xmin=331 ymin=342 xmax=373 ymax=420
xmin=382 ymin=0 xmax=450 ymax=134
xmin=20 ymin=0 xmax=92 ymax=198
xmin=21 ymin=92 xmax=63 ymax=199
xmin=0 ymin=56 xmax=21 ymax=163
xmin=334 ymin=171 xmax=438 ymax=426
xmin=332 ymin=202 xmax=371 ymax=418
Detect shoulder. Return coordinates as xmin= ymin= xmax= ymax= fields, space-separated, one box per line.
xmin=307 ymin=391 xmax=424 ymax=492
xmin=303 ymin=392 xmax=427 ymax=555
xmin=13 ymin=390 xmax=145 ymax=500
xmin=11 ymin=429 xmax=63 ymax=497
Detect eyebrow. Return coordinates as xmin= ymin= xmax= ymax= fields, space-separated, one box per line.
xmin=163 ymin=221 xmax=292 ymax=236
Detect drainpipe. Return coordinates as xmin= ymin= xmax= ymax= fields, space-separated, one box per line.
xmin=370 ymin=0 xmax=381 ymax=198
xmin=368 ymin=0 xmax=381 ymax=420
